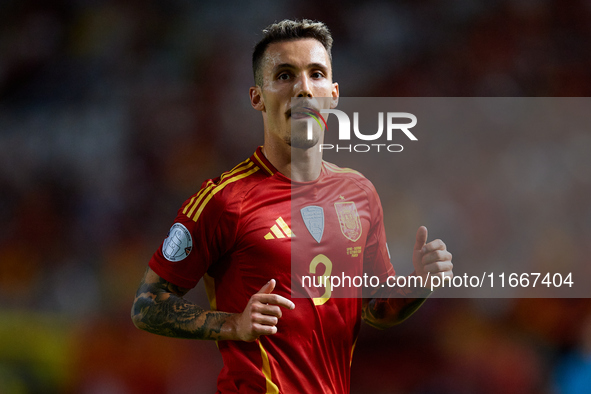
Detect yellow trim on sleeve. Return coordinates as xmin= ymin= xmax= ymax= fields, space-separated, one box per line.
xmin=182 ymin=195 xmax=197 ymax=215
xmin=186 ymin=180 xmax=214 ymax=218
xmin=185 ymin=160 xmax=252 ymax=218
xmin=192 ymin=166 xmax=260 ymax=222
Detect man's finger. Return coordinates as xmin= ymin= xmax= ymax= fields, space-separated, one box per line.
xmin=423 ymin=239 xmax=447 ymax=254
xmin=253 ymin=323 xmax=277 ymax=336
xmin=252 ymin=303 xmax=283 ymax=318
xmin=257 ymin=279 xmax=276 ymax=294
xmin=252 ymin=313 xmax=279 ymax=326
xmin=422 ymin=249 xmax=452 ymax=264
xmin=256 ymin=294 xmax=295 ymax=310
xmin=422 ymin=260 xmax=454 ymax=273
xmin=414 ymin=226 xmax=428 ymax=252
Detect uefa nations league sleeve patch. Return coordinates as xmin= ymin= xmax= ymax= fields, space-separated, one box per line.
xmin=162 ymin=223 xmax=193 ymax=262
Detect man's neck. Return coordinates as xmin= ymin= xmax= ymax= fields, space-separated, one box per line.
xmin=262 ymin=143 xmax=323 ymax=182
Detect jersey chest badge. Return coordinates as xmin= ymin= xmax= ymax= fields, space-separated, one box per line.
xmin=301 ymin=206 xmax=324 ymax=243
xmin=334 ymin=201 xmax=362 ymax=242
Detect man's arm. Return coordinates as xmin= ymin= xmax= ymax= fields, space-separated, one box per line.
xmin=362 ymin=285 xmax=432 ymax=329
xmin=362 ymin=226 xmax=453 ymax=329
xmin=131 ymin=268 xmax=295 ymax=341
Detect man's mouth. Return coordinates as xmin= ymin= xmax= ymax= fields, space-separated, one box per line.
xmin=290 ymin=111 xmax=310 ymax=120
xmin=287 ymin=106 xmax=320 ymax=119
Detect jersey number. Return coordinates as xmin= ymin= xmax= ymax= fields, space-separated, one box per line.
xmin=309 ymin=254 xmax=332 ymax=306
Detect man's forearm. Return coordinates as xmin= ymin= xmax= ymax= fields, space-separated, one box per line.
xmin=362 ymin=282 xmax=432 ymax=329
xmin=132 ymin=291 xmax=237 ymax=340
xmin=131 ymin=271 xmax=238 ymax=340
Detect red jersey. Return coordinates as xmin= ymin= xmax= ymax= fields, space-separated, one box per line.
xmin=149 ymin=147 xmax=395 ymax=393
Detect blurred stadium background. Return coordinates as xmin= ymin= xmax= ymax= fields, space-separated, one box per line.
xmin=1 ymin=0 xmax=591 ymax=393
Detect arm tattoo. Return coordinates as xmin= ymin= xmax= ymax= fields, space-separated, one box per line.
xmin=362 ymin=284 xmax=431 ymax=329
xmin=131 ymin=269 xmax=231 ymax=340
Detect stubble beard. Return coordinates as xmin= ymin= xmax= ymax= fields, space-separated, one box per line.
xmin=288 ymin=119 xmax=321 ymax=150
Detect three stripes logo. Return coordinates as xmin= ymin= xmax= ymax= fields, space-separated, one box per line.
xmin=264 ymin=217 xmax=295 ymax=240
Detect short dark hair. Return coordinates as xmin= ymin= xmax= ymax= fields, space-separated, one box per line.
xmin=252 ymin=19 xmax=333 ymax=87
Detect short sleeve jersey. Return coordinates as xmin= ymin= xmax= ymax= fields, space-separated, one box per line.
xmin=149 ymin=147 xmax=395 ymax=394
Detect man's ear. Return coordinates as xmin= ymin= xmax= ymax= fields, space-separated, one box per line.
xmin=330 ymin=82 xmax=339 ymax=109
xmin=250 ymin=86 xmax=265 ymax=111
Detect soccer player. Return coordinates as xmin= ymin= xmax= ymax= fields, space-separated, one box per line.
xmin=131 ymin=19 xmax=453 ymax=393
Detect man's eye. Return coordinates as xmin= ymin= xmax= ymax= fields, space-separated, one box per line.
xmin=312 ymin=72 xmax=324 ymax=78
xmin=278 ymin=73 xmax=290 ymax=80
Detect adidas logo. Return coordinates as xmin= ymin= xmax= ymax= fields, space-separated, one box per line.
xmin=264 ymin=217 xmax=295 ymax=240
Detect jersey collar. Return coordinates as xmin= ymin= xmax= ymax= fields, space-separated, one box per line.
xmin=251 ymin=146 xmax=277 ymax=176
xmin=251 ymin=146 xmax=328 ymax=183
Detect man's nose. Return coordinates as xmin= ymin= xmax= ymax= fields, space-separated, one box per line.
xmin=294 ymin=75 xmax=313 ymax=97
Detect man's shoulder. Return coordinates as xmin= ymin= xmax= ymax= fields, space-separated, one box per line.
xmin=322 ymin=160 xmax=380 ymax=198
xmin=208 ymin=157 xmax=268 ymax=191
xmin=323 ymin=161 xmax=370 ymax=183
xmin=180 ymin=156 xmax=271 ymax=221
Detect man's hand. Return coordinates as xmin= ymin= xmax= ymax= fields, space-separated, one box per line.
xmin=412 ymin=226 xmax=453 ymax=287
xmin=233 ymin=279 xmax=295 ymax=342
xmin=362 ymin=226 xmax=453 ymax=329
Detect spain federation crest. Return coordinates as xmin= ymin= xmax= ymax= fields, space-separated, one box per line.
xmin=300 ymin=206 xmax=324 ymax=243
xmin=334 ymin=201 xmax=362 ymax=242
